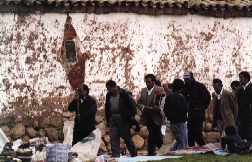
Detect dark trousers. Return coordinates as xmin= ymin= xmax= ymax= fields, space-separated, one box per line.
xmin=239 ymin=120 xmax=252 ymax=142
xmin=146 ymin=121 xmax=163 ymax=155
xmin=109 ymin=115 xmax=137 ymax=157
xmin=188 ymin=118 xmax=205 ymax=147
xmin=239 ymin=121 xmax=246 ymax=140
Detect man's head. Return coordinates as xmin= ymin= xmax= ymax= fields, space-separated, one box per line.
xmin=77 ymin=84 xmax=89 ymax=97
xmin=144 ymin=74 xmax=156 ymax=90
xmin=155 ymin=80 xmax=162 ymax=86
xmin=213 ymin=79 xmax=223 ymax=94
xmin=239 ymin=71 xmax=250 ymax=86
xmin=106 ymin=80 xmax=118 ymax=96
xmin=183 ymin=71 xmax=194 ymax=86
xmin=172 ymin=79 xmax=185 ymax=93
xmin=230 ymin=81 xmax=240 ymax=91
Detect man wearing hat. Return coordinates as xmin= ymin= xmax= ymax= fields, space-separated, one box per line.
xmin=183 ymin=72 xmax=211 ymax=147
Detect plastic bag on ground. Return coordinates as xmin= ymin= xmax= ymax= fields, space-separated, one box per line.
xmin=0 ymin=128 xmax=9 ymax=153
xmin=32 ymin=150 xmax=46 ymax=162
xmin=71 ymin=128 xmax=101 ymax=161
xmin=63 ymin=120 xmax=74 ymax=145
xmin=69 ymin=157 xmax=82 ymax=162
xmin=46 ymin=143 xmax=71 ymax=162
xmin=29 ymin=137 xmax=49 ymax=146
xmin=161 ymin=125 xmax=166 ymax=136
xmin=116 ymin=155 xmax=183 ymax=162
xmin=12 ymin=139 xmax=22 ymax=151
xmin=95 ymin=155 xmax=110 ymax=162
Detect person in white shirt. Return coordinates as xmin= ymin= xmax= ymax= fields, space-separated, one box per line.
xmin=212 ymin=79 xmax=238 ymax=137
xmin=138 ymin=74 xmax=165 ymax=155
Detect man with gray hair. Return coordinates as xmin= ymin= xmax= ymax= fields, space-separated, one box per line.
xmin=183 ymin=72 xmax=210 ymax=147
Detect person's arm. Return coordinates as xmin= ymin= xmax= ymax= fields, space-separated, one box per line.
xmin=181 ymin=95 xmax=188 ymax=115
xmin=249 ymin=87 xmax=252 ymax=110
xmin=127 ymin=93 xmax=137 ymax=116
xmin=137 ymin=89 xmax=143 ymax=105
xmin=137 ymin=89 xmax=145 ymax=111
xmin=141 ymin=103 xmax=160 ymax=112
xmin=229 ymin=93 xmax=238 ymax=122
xmin=211 ymin=94 xmax=218 ymax=129
xmin=200 ymin=84 xmax=211 ymax=109
xmin=82 ymin=97 xmax=97 ymax=118
xmin=163 ymin=96 xmax=171 ymax=120
xmin=125 ymin=92 xmax=140 ymax=130
xmin=68 ymin=92 xmax=80 ymax=112
xmin=68 ymin=99 xmax=77 ymax=112
xmin=105 ymin=93 xmax=111 ymax=127
xmin=89 ymin=98 xmax=97 ymax=121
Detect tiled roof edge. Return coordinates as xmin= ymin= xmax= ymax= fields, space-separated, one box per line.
xmin=0 ymin=1 xmax=252 ymax=17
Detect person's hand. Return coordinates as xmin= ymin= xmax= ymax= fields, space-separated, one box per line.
xmin=106 ymin=122 xmax=110 ymax=128
xmin=212 ymin=123 xmax=218 ymax=131
xmin=134 ymin=124 xmax=140 ymax=132
xmin=136 ymin=104 xmax=142 ymax=111
xmin=74 ymin=91 xmax=79 ymax=100
xmin=212 ymin=127 xmax=219 ymax=132
xmin=138 ymin=104 xmax=145 ymax=111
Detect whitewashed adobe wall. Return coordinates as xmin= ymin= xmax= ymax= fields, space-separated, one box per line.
xmin=0 ymin=13 xmax=252 ymax=114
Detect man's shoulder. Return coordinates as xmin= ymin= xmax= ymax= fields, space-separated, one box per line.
xmin=246 ymin=84 xmax=252 ymax=97
xmin=119 ymin=88 xmax=135 ymax=101
xmin=236 ymin=86 xmax=244 ymax=94
xmin=140 ymin=87 xmax=148 ymax=93
xmin=195 ymin=81 xmax=209 ymax=93
xmin=154 ymin=85 xmax=165 ymax=94
xmin=223 ymin=89 xmax=232 ymax=96
xmin=165 ymin=93 xmax=174 ymax=100
xmin=222 ymin=89 xmax=234 ymax=100
xmin=167 ymin=92 xmax=183 ymax=100
xmin=119 ymin=88 xmax=130 ymax=96
xmin=141 ymin=87 xmax=148 ymax=91
xmin=248 ymin=83 xmax=252 ymax=91
xmin=195 ymin=81 xmax=206 ymax=88
xmin=88 ymin=95 xmax=97 ymax=102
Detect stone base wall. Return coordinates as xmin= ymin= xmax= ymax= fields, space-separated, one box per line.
xmin=0 ymin=103 xmax=220 ymax=154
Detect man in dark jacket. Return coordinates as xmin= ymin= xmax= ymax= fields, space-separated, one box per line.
xmin=68 ymin=84 xmax=97 ymax=145
xmin=164 ymin=79 xmax=188 ymax=151
xmin=183 ymin=72 xmax=211 ymax=147
xmin=237 ymin=71 xmax=252 ymax=142
xmin=105 ymin=80 xmax=137 ymax=157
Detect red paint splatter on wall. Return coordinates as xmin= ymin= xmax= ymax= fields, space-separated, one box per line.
xmin=60 ymin=14 xmax=90 ymax=90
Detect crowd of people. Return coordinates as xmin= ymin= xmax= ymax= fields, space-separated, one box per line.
xmin=68 ymin=70 xmax=252 ymax=157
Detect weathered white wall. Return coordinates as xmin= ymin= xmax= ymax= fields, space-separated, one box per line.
xmin=0 ymin=13 xmax=252 ymax=114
